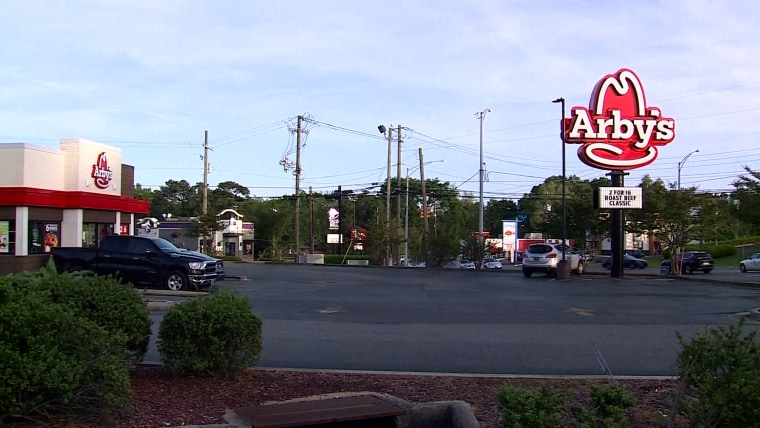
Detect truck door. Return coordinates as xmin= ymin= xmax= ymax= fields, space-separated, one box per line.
xmin=127 ymin=237 xmax=163 ymax=286
xmin=94 ymin=236 xmax=124 ymax=279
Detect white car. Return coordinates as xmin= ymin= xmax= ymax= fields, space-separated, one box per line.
xmin=459 ymin=259 xmax=476 ymax=269
xmin=483 ymin=259 xmax=503 ymax=269
xmin=739 ymin=253 xmax=760 ymax=273
xmin=522 ymin=243 xmax=585 ymax=277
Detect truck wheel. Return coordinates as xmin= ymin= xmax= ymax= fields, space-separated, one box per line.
xmin=165 ymin=270 xmax=188 ymax=291
xmin=684 ymin=265 xmax=693 ymax=274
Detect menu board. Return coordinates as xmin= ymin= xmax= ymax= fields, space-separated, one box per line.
xmin=43 ymin=223 xmax=59 ymax=252
xmin=0 ymin=221 xmax=8 ymax=253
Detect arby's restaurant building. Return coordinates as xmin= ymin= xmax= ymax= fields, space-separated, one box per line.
xmin=0 ymin=138 xmax=150 ymax=275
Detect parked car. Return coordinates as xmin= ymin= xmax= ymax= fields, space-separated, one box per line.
xmin=660 ymin=251 xmax=714 ymax=274
xmin=483 ymin=258 xmax=503 ymax=269
xmin=602 ymin=254 xmax=648 ymax=269
xmin=51 ymin=235 xmax=225 ymax=290
xmin=739 ymin=252 xmax=760 ymax=273
xmin=522 ymin=243 xmax=585 ymax=277
xmin=459 ymin=259 xmax=476 ymax=269
xmin=627 ymin=250 xmax=647 ymax=259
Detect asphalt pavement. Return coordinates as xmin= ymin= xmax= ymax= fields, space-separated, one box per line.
xmin=141 ymin=261 xmax=760 ymax=377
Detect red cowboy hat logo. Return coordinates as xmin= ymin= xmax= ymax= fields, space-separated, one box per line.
xmin=563 ymin=69 xmax=675 ymax=170
xmin=91 ymin=152 xmax=114 ymax=189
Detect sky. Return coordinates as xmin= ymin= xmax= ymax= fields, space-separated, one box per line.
xmin=1 ymin=0 xmax=759 ymax=202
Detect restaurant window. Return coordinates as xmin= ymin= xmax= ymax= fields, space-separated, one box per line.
xmin=82 ymin=223 xmax=114 ymax=248
xmin=29 ymin=221 xmax=60 ymax=254
xmin=0 ymin=220 xmax=15 ymax=255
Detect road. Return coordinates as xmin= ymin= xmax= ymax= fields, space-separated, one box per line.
xmin=143 ymin=263 xmax=760 ymax=377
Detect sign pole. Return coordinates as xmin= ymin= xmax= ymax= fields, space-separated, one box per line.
xmin=609 ymin=171 xmax=627 ymax=278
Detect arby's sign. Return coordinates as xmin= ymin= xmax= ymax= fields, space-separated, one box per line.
xmin=91 ymin=151 xmax=114 ymax=189
xmin=563 ymin=68 xmax=675 ymax=170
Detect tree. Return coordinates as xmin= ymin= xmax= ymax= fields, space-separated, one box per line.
xmin=732 ymin=166 xmax=760 ymax=233
xmin=627 ymin=176 xmax=706 ymax=262
xmin=518 ymin=175 xmax=602 ymax=246
xmin=209 ymin=181 xmax=250 ymax=214
xmin=133 ymin=183 xmax=153 ymax=200
xmin=484 ymin=199 xmax=520 ymax=237
xmin=185 ymin=214 xmax=224 ymax=256
xmin=147 ymin=180 xmax=202 ymax=219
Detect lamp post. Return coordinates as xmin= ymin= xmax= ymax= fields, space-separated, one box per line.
xmin=405 ymin=159 xmax=444 ymax=267
xmin=552 ymin=97 xmax=569 ymax=279
xmin=677 ymin=149 xmax=699 ymax=190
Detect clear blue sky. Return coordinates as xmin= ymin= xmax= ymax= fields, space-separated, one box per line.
xmin=1 ymin=1 xmax=758 ymax=199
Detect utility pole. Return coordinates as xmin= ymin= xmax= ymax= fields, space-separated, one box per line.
xmin=294 ymin=115 xmax=302 ymax=257
xmin=203 ymin=130 xmax=209 ymax=215
xmin=309 ymin=186 xmax=314 ymax=254
xmin=202 ymin=130 xmax=210 ymax=254
xmin=476 ymin=109 xmax=490 ymax=268
xmin=419 ymin=148 xmax=428 ymax=267
xmin=396 ymin=125 xmax=402 ymax=265
xmin=338 ymin=185 xmax=343 ymax=256
xmin=386 ymin=125 xmax=393 ymax=266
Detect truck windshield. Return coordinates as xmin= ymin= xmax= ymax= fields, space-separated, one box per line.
xmin=153 ymin=238 xmax=181 ymax=253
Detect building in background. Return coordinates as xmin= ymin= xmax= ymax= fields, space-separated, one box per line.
xmin=0 ymin=139 xmax=150 ymax=274
xmin=141 ymin=209 xmax=254 ymax=259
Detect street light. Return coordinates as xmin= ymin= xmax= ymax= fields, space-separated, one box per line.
xmin=677 ymin=149 xmax=699 ymax=190
xmin=552 ymin=97 xmax=569 ymax=279
xmin=405 ymin=159 xmax=445 ymax=267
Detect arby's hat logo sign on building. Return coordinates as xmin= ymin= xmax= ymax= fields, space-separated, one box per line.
xmin=91 ymin=151 xmax=114 ymax=189
xmin=563 ymin=68 xmax=675 ymax=170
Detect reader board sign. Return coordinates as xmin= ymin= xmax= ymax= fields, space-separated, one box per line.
xmin=594 ymin=187 xmax=643 ymax=209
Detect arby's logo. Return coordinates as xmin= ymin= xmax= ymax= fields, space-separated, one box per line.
xmin=563 ymin=69 xmax=675 ymax=170
xmin=91 ymin=152 xmax=113 ymax=189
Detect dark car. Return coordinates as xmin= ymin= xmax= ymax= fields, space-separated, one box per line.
xmin=627 ymin=250 xmax=647 ymax=259
xmin=602 ymin=254 xmax=648 ymax=269
xmin=661 ymin=251 xmax=714 ymax=274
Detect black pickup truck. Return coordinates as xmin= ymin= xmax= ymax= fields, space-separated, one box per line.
xmin=51 ymin=235 xmax=225 ymax=291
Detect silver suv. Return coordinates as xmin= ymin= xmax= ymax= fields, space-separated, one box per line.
xmin=522 ymin=243 xmax=585 ymax=277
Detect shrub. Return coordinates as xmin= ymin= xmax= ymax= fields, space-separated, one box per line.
xmin=571 ymin=383 xmax=636 ymax=427
xmin=683 ymin=244 xmax=736 ymax=258
xmin=497 ymin=384 xmax=566 ymax=428
xmin=0 ymin=283 xmax=131 ymax=423
xmin=676 ymin=320 xmax=760 ymax=427
xmin=11 ymin=262 xmax=152 ymax=363
xmin=324 ymin=255 xmax=372 ymax=265
xmin=158 ymin=288 xmax=262 ymax=377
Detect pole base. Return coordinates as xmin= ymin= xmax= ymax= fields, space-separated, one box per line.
xmin=556 ymin=260 xmax=571 ymax=280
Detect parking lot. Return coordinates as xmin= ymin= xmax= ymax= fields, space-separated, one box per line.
xmin=142 ymin=262 xmax=760 ymax=376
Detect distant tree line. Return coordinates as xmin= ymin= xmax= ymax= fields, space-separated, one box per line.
xmin=134 ymin=166 xmax=760 ymax=262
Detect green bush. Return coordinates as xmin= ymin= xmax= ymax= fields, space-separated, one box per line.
xmin=663 ymin=244 xmax=737 ymax=260
xmin=719 ymin=236 xmax=760 ymax=246
xmin=571 ymin=383 xmax=636 ymax=427
xmin=0 ymin=283 xmax=131 ymax=423
xmin=9 ymin=263 xmax=152 ymax=363
xmin=323 ymin=255 xmax=372 ymax=265
xmin=158 ymin=288 xmax=263 ymax=377
xmin=220 ymin=255 xmax=242 ymax=262
xmin=676 ymin=320 xmax=760 ymax=427
xmin=497 ymin=384 xmax=566 ymax=428
xmin=683 ymin=244 xmax=736 ymax=258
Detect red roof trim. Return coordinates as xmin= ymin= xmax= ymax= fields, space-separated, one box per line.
xmin=0 ymin=187 xmax=150 ymax=214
